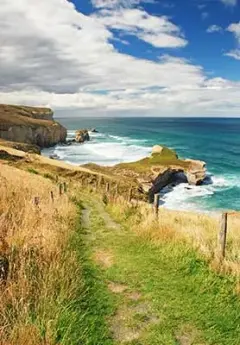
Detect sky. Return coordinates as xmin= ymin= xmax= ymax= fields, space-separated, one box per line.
xmin=0 ymin=0 xmax=240 ymax=117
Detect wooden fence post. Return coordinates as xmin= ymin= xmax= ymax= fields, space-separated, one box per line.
xmin=59 ymin=183 xmax=63 ymax=196
xmin=98 ymin=176 xmax=103 ymax=188
xmin=0 ymin=256 xmax=9 ymax=286
xmin=34 ymin=197 xmax=40 ymax=207
xmin=128 ymin=187 xmax=133 ymax=202
xmin=50 ymin=191 xmax=54 ymax=203
xmin=219 ymin=212 xmax=228 ymax=260
xmin=154 ymin=194 xmax=160 ymax=219
xmin=105 ymin=182 xmax=110 ymax=194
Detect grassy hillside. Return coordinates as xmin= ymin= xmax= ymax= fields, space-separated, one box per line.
xmin=1 ymin=151 xmax=240 ymax=344
xmin=0 ymin=164 xmax=113 ymax=345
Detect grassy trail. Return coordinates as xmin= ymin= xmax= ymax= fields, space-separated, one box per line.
xmin=79 ymin=194 xmax=240 ymax=345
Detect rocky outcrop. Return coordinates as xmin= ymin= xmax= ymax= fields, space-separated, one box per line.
xmin=0 ymin=139 xmax=40 ymax=154
xmin=0 ymin=104 xmax=67 ymax=149
xmin=185 ymin=159 xmax=206 ymax=185
xmin=108 ymin=145 xmax=207 ymax=201
xmin=75 ymin=129 xmax=90 ymax=143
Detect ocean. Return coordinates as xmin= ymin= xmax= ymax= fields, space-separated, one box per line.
xmin=42 ymin=117 xmax=240 ymax=212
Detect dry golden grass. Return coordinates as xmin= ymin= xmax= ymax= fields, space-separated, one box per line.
xmin=0 ymin=163 xmax=77 ymax=345
xmin=107 ymin=197 xmax=240 ymax=276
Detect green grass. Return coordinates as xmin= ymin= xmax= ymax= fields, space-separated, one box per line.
xmin=43 ymin=172 xmax=55 ymax=181
xmin=115 ymin=149 xmax=189 ymax=174
xmin=54 ymin=201 xmax=114 ymax=345
xmin=80 ymin=194 xmax=240 ymax=345
xmin=27 ymin=167 xmax=39 ymax=174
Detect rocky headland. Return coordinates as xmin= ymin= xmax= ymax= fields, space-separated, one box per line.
xmin=0 ymin=104 xmax=67 ymax=152
xmin=84 ymin=145 xmax=207 ymax=202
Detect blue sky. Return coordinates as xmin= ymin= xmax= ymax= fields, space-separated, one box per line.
xmin=1 ymin=0 xmax=240 ymax=116
xmin=76 ymin=0 xmax=240 ymax=80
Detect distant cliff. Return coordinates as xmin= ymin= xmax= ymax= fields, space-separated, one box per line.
xmin=0 ymin=104 xmax=67 ymax=149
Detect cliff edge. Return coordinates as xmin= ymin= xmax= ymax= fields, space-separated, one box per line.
xmin=0 ymin=104 xmax=67 ymax=149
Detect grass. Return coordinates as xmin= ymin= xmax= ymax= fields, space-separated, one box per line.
xmin=106 ymin=197 xmax=240 ymax=276
xmin=43 ymin=172 xmax=55 ymax=181
xmin=115 ymin=147 xmax=190 ymax=174
xmin=0 ymin=165 xmax=113 ymax=345
xmin=27 ymin=167 xmax=39 ymax=174
xmin=81 ymin=193 xmax=240 ymax=345
xmin=1 ymin=158 xmax=240 ymax=345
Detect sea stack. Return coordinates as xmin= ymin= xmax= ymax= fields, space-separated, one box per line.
xmin=75 ymin=129 xmax=90 ymax=143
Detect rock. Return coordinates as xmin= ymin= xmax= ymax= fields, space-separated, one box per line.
xmin=0 ymin=104 xmax=67 ymax=149
xmin=151 ymin=145 xmax=178 ymax=160
xmin=0 ymin=139 xmax=41 ymax=154
xmin=152 ymin=145 xmax=164 ymax=155
xmin=49 ymin=154 xmax=59 ymax=160
xmin=90 ymin=128 xmax=99 ymax=133
xmin=108 ymin=144 xmax=206 ymax=202
xmin=185 ymin=159 xmax=206 ymax=185
xmin=75 ymin=129 xmax=90 ymax=143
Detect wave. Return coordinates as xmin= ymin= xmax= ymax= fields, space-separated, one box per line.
xmin=42 ymin=129 xmax=239 ymax=212
xmin=47 ymin=130 xmax=152 ymax=166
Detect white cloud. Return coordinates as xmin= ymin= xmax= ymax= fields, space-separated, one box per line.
xmin=220 ymin=0 xmax=237 ymax=6
xmin=207 ymin=25 xmax=223 ymax=33
xmin=226 ymin=22 xmax=240 ymax=60
xmin=91 ymin=0 xmax=155 ymax=9
xmin=227 ymin=22 xmax=240 ymax=39
xmin=93 ymin=8 xmax=187 ymax=48
xmin=225 ymin=50 xmax=240 ymax=60
xmin=0 ymin=0 xmax=240 ymax=116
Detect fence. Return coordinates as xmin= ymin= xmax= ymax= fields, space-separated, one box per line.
xmin=0 ymin=176 xmax=236 ymax=286
xmin=25 ymin=179 xmax=240 ymax=255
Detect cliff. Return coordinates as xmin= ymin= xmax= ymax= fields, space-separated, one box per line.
xmin=0 ymin=104 xmax=67 ymax=149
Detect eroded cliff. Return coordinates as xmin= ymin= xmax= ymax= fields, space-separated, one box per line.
xmin=0 ymin=104 xmax=67 ymax=149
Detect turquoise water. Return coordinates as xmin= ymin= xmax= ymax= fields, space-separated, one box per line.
xmin=43 ymin=117 xmax=240 ymax=211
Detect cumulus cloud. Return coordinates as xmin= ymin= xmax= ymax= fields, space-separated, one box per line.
xmin=93 ymin=8 xmax=187 ymax=48
xmin=226 ymin=22 xmax=240 ymax=60
xmin=0 ymin=0 xmax=240 ymax=116
xmin=227 ymin=22 xmax=240 ymax=39
xmin=207 ymin=25 xmax=223 ymax=33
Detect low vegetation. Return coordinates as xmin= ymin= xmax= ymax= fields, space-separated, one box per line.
xmin=0 ymin=165 xmax=112 ymax=345
xmin=78 ymin=192 xmax=240 ymax=345
xmin=107 ymin=196 xmax=240 ymax=276
xmin=1 ymin=155 xmax=240 ymax=345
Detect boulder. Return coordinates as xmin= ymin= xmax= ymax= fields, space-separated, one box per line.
xmin=90 ymin=128 xmax=99 ymax=133
xmin=75 ymin=129 xmax=90 ymax=143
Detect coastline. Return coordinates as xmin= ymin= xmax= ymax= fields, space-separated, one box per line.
xmin=42 ymin=124 xmax=240 ymax=213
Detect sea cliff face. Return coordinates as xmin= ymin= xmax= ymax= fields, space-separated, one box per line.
xmin=0 ymin=104 xmax=67 ymax=148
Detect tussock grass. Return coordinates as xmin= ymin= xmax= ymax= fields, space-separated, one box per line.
xmin=0 ymin=164 xmax=78 ymax=344
xmin=0 ymin=165 xmax=114 ymax=345
xmin=107 ymin=197 xmax=240 ymax=276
